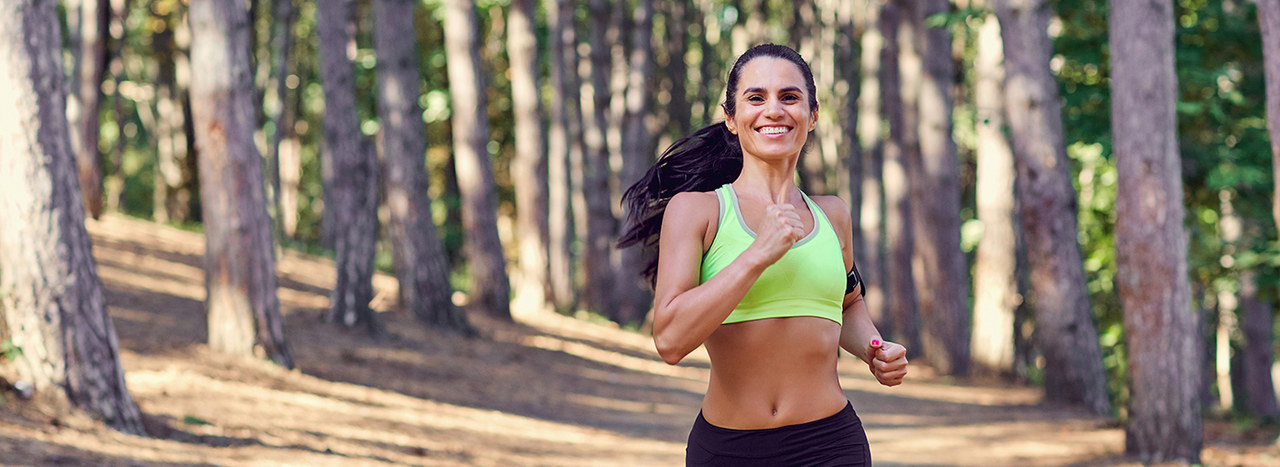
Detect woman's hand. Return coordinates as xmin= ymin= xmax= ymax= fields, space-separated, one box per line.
xmin=747 ymin=203 xmax=806 ymax=266
xmin=866 ymin=339 xmax=908 ymax=387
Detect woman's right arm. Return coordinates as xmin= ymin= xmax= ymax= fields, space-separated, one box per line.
xmin=651 ymin=191 xmax=804 ymax=364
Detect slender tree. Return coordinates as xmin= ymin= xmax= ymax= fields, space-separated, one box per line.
xmin=266 ymin=0 xmax=296 ymax=237
xmin=579 ymin=0 xmax=617 ymax=315
xmin=1110 ymin=0 xmax=1201 ymax=462
xmin=152 ymin=2 xmax=194 ymax=224
xmin=374 ymin=0 xmax=473 ymax=333
xmin=908 ymin=0 xmax=970 ymax=375
xmin=617 ymin=0 xmax=656 ymax=324
xmin=0 ymin=0 xmax=144 ymax=434
xmin=71 ymin=0 xmax=108 ymax=219
xmin=317 ymin=0 xmax=381 ymax=335
xmin=1261 ymin=0 xmax=1280 ymax=234
xmin=992 ymin=0 xmax=1110 ymax=413
xmin=858 ymin=0 xmax=890 ymax=335
xmin=189 ymin=0 xmax=294 ymax=368
xmin=1237 ymin=269 xmax=1279 ymax=420
xmin=443 ymin=0 xmax=512 ymax=319
xmin=881 ymin=0 xmax=921 ymax=356
xmin=546 ymin=0 xmax=579 ymax=313
xmin=507 ymin=0 xmax=551 ymax=317
xmin=970 ymin=7 xmax=1019 ymax=375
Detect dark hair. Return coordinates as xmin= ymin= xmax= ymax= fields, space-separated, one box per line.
xmin=618 ymin=44 xmax=817 ymax=285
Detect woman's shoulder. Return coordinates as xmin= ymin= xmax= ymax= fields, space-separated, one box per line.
xmin=809 ymin=195 xmax=851 ymax=225
xmin=667 ymin=190 xmax=721 ymax=215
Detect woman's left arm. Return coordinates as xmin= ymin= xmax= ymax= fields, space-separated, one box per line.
xmin=815 ymin=196 xmax=908 ymax=387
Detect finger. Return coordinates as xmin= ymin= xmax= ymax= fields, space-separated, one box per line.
xmin=867 ymin=338 xmax=883 ymax=363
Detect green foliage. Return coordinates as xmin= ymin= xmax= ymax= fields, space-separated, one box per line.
xmin=1052 ymin=0 xmax=1278 ymax=415
xmin=1 ymin=339 xmax=22 ymax=362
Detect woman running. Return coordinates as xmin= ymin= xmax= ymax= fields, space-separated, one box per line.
xmin=620 ymin=43 xmax=909 ymax=466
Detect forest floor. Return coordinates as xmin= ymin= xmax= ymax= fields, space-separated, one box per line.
xmin=0 ymin=212 xmax=1278 ymax=466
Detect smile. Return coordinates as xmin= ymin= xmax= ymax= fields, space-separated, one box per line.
xmin=756 ymin=125 xmax=792 ymax=136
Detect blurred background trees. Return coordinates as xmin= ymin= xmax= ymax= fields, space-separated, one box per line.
xmin=0 ymin=0 xmax=1275 ymax=461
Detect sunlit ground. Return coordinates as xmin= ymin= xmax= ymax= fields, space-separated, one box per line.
xmin=0 ymin=213 xmax=1274 ymax=466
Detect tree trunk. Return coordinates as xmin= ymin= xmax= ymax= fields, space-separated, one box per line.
xmin=579 ymin=0 xmax=617 ymax=315
xmin=970 ymin=9 xmax=1019 ymax=375
xmin=546 ymin=0 xmax=579 ymax=314
xmin=617 ymin=0 xmax=656 ymax=325
xmin=374 ymin=0 xmax=473 ymax=334
xmin=880 ymin=0 xmax=921 ymax=356
xmin=836 ymin=0 xmax=861 ymax=248
xmin=0 ymin=0 xmax=144 ymax=434
xmin=443 ymin=0 xmax=512 ymax=319
xmin=993 ymin=0 xmax=1111 ymax=414
xmin=506 ymin=0 xmax=550 ymax=317
xmin=908 ymin=0 xmax=970 ymax=376
xmin=793 ymin=0 xmax=829 ymax=195
xmin=189 ymin=0 xmax=294 ymax=368
xmin=659 ymin=0 xmax=691 ymax=137
xmin=317 ymin=0 xmax=382 ymax=336
xmin=1237 ymin=270 xmax=1279 ymax=420
xmin=1261 ymin=0 xmax=1280 ymax=234
xmin=859 ymin=0 xmax=890 ymax=334
xmin=152 ymin=4 xmax=193 ymax=224
xmin=102 ymin=0 xmax=128 ymax=213
xmin=267 ymin=0 xmax=296 ymax=239
xmin=1110 ymin=0 xmax=1201 ymax=462
xmin=71 ymin=0 xmax=108 ymax=219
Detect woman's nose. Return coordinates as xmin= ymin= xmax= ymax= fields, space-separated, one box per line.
xmin=763 ymin=98 xmax=785 ymax=118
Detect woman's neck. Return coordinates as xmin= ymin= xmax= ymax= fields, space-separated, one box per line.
xmin=733 ymin=156 xmax=800 ymax=204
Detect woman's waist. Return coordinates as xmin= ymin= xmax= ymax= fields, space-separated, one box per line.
xmin=701 ymin=379 xmax=848 ymax=430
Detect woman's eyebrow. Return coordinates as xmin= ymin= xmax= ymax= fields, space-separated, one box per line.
xmin=742 ymin=86 xmax=803 ymax=95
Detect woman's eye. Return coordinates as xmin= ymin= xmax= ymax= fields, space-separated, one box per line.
xmin=747 ymin=95 xmax=765 ymax=103
xmin=782 ymin=94 xmax=800 ymax=102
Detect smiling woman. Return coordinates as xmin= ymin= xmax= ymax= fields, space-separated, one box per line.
xmin=619 ymin=44 xmax=908 ymax=466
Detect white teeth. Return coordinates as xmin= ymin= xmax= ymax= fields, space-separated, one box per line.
xmin=759 ymin=127 xmax=789 ymax=135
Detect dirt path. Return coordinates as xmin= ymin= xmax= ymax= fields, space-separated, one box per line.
xmin=0 ymin=213 xmax=1275 ymax=466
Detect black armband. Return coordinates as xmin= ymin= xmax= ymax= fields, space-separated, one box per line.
xmin=845 ymin=261 xmax=865 ymax=297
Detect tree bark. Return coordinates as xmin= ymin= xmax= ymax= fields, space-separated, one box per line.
xmin=993 ymin=0 xmax=1110 ymax=413
xmin=1261 ymin=0 xmax=1280 ymax=234
xmin=970 ymin=9 xmax=1019 ymax=375
xmin=546 ymin=0 xmax=579 ymax=314
xmin=617 ymin=0 xmax=656 ymax=325
xmin=1237 ymin=269 xmax=1279 ymax=419
xmin=266 ymin=0 xmax=296 ymax=239
xmin=836 ymin=0 xmax=861 ymax=248
xmin=579 ymin=0 xmax=617 ymax=315
xmin=71 ymin=0 xmax=108 ymax=219
xmin=858 ymin=0 xmax=890 ymax=335
xmin=659 ymin=0 xmax=691 ymax=137
xmin=189 ymin=0 xmax=294 ymax=368
xmin=317 ymin=0 xmax=382 ymax=336
xmin=374 ymin=0 xmax=473 ymax=334
xmin=0 ymin=0 xmax=144 ymax=434
xmin=506 ymin=0 xmax=550 ymax=317
xmin=908 ymin=0 xmax=970 ymax=376
xmin=1110 ymin=0 xmax=1201 ymax=462
xmin=443 ymin=0 xmax=512 ymax=319
xmin=152 ymin=4 xmax=193 ymax=224
xmin=880 ymin=1 xmax=921 ymax=356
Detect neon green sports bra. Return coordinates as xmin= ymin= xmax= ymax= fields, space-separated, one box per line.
xmin=699 ymin=184 xmax=845 ymax=325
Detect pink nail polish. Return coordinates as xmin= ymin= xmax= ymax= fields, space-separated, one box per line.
xmin=871 ymin=339 xmax=881 ymax=347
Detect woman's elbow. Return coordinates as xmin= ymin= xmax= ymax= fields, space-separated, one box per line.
xmin=653 ymin=335 xmax=687 ymax=365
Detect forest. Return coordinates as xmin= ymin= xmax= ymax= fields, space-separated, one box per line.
xmin=1 ymin=0 xmax=1279 ymax=465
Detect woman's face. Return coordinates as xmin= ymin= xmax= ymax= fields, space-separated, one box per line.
xmin=724 ymin=57 xmax=816 ymax=163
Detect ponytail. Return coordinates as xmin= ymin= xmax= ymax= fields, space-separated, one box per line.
xmin=618 ymin=122 xmax=743 ymax=285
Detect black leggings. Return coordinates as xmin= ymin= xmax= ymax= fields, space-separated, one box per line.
xmin=686 ymin=402 xmax=871 ymax=466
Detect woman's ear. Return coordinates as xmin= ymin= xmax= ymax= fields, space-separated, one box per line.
xmin=809 ymin=102 xmax=819 ymax=132
xmin=723 ymin=107 xmax=737 ymax=134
